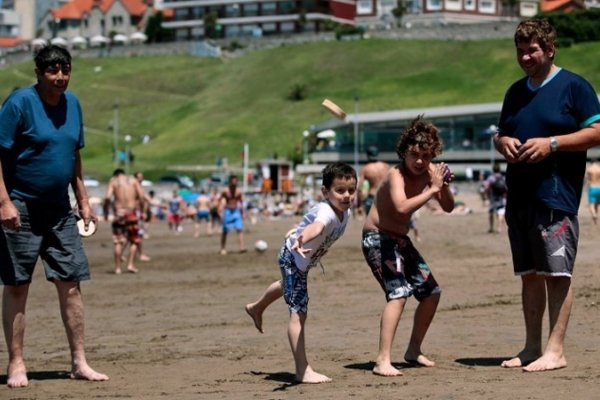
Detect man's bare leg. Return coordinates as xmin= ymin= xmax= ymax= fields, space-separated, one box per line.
xmin=238 ymin=231 xmax=246 ymax=252
xmin=113 ymin=241 xmax=124 ymax=274
xmin=524 ymin=277 xmax=572 ymax=372
xmin=126 ymin=243 xmax=139 ymax=273
xmin=404 ymin=293 xmax=440 ymax=367
xmin=501 ymin=274 xmax=545 ymax=368
xmin=373 ymin=298 xmax=406 ymax=376
xmin=3 ymin=284 xmax=29 ymax=388
xmin=288 ymin=312 xmax=331 ymax=383
xmin=54 ymin=281 xmax=109 ymax=382
xmin=245 ymin=280 xmax=283 ymax=333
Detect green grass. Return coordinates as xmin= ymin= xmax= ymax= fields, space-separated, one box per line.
xmin=2 ymin=38 xmax=599 ymax=180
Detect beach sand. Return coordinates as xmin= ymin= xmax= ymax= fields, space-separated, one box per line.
xmin=1 ymin=184 xmax=599 ymax=399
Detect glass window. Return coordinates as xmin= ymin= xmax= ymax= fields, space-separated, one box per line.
xmin=243 ymin=3 xmax=258 ymax=16
xmin=262 ymin=2 xmax=277 ymax=15
xmin=427 ymin=0 xmax=442 ymax=10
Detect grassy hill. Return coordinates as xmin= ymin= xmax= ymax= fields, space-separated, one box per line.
xmin=1 ymin=38 xmax=599 ymax=180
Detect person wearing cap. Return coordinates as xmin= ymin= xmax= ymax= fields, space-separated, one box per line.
xmin=0 ymin=45 xmax=108 ymax=388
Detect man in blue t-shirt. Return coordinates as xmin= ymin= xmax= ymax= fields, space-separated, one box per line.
xmin=494 ymin=19 xmax=600 ymax=373
xmin=0 ymin=46 xmax=109 ymax=387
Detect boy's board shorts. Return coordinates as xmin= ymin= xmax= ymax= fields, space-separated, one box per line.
xmin=196 ymin=209 xmax=210 ymax=221
xmin=279 ymin=244 xmax=309 ymax=314
xmin=223 ymin=207 xmax=244 ymax=233
xmin=0 ymin=199 xmax=91 ymax=285
xmin=362 ymin=229 xmax=441 ymax=301
xmin=505 ymin=202 xmax=578 ymax=277
xmin=112 ymin=210 xmax=141 ymax=245
xmin=588 ymin=186 xmax=600 ymax=204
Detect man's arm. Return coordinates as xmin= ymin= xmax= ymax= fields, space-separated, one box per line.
xmin=71 ymin=150 xmax=95 ymax=225
xmin=0 ymin=157 xmax=20 ymax=230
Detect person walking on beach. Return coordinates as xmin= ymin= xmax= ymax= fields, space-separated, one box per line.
xmin=494 ymin=18 xmax=600 ymax=372
xmin=585 ymin=160 xmax=600 ymax=224
xmin=245 ymin=162 xmax=358 ymax=383
xmin=219 ymin=175 xmax=246 ymax=254
xmin=0 ymin=45 xmax=109 ymax=388
xmin=362 ymin=116 xmax=454 ymax=377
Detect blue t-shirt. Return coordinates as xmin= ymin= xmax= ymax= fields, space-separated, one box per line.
xmin=0 ymin=86 xmax=85 ymax=204
xmin=498 ymin=68 xmax=600 ymax=214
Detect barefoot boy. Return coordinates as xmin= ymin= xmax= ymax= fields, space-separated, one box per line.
xmin=361 ymin=115 xmax=454 ymax=377
xmin=245 ymin=162 xmax=357 ymax=383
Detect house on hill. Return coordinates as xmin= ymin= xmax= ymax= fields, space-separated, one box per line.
xmin=37 ymin=0 xmax=169 ymax=42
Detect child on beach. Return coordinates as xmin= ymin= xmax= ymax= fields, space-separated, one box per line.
xmin=361 ymin=115 xmax=454 ymax=377
xmin=245 ymin=162 xmax=357 ymax=384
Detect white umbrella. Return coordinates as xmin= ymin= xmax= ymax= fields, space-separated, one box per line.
xmin=130 ymin=31 xmax=147 ymax=43
xmin=50 ymin=37 xmax=68 ymax=47
xmin=112 ymin=33 xmax=129 ymax=43
xmin=70 ymin=36 xmax=87 ymax=45
xmin=90 ymin=35 xmax=110 ymax=46
xmin=31 ymin=38 xmax=47 ymax=47
xmin=316 ymin=129 xmax=336 ymax=139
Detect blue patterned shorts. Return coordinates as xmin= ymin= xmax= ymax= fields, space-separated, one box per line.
xmin=279 ymin=244 xmax=309 ymax=314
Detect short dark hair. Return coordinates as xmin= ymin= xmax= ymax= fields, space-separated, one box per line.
xmin=396 ymin=115 xmax=443 ymax=160
xmin=113 ymin=168 xmax=125 ymax=176
xmin=34 ymin=45 xmax=71 ymax=71
xmin=321 ymin=162 xmax=357 ymax=189
xmin=514 ymin=18 xmax=556 ymax=56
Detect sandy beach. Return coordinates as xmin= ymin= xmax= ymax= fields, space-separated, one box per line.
xmin=1 ymin=184 xmax=599 ymax=399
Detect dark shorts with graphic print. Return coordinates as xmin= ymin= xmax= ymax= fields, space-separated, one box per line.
xmin=362 ymin=229 xmax=441 ymax=301
xmin=505 ymin=203 xmax=578 ymax=277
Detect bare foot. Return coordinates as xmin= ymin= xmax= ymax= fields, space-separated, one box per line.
xmin=404 ymin=353 xmax=435 ymax=367
xmin=127 ymin=266 xmax=139 ymax=273
xmin=296 ymin=366 xmax=332 ymax=383
xmin=245 ymin=304 xmax=263 ymax=333
xmin=7 ymin=360 xmax=28 ymax=388
xmin=500 ymin=350 xmax=540 ymax=368
xmin=523 ymin=353 xmax=567 ymax=372
xmin=373 ymin=362 xmax=403 ymax=377
xmin=71 ymin=364 xmax=109 ymax=382
xmin=139 ymin=254 xmax=151 ymax=262
xmin=115 ymin=268 xmax=122 ymax=275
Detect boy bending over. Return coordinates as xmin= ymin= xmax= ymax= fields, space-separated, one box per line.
xmin=245 ymin=162 xmax=357 ymax=383
xmin=362 ymin=116 xmax=454 ymax=376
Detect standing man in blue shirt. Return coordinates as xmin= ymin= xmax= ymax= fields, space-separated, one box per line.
xmin=0 ymin=46 xmax=109 ymax=388
xmin=494 ymin=18 xmax=600 ymax=372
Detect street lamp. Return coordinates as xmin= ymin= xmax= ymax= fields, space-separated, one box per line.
xmin=124 ymin=135 xmax=132 ymax=175
xmin=353 ymin=95 xmax=359 ymax=173
xmin=112 ymin=102 xmax=119 ymax=167
xmin=488 ymin=124 xmax=497 ymax=168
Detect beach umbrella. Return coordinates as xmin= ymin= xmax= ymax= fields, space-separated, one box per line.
xmin=70 ymin=36 xmax=87 ymax=45
xmin=316 ymin=129 xmax=336 ymax=139
xmin=31 ymin=38 xmax=47 ymax=47
xmin=130 ymin=31 xmax=147 ymax=43
xmin=112 ymin=33 xmax=129 ymax=44
xmin=50 ymin=37 xmax=68 ymax=47
xmin=90 ymin=35 xmax=110 ymax=46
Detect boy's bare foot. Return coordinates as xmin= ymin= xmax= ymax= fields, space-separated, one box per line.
xmin=500 ymin=350 xmax=541 ymax=368
xmin=245 ymin=304 xmax=263 ymax=333
xmin=140 ymin=254 xmax=151 ymax=262
xmin=296 ymin=366 xmax=332 ymax=384
xmin=404 ymin=353 xmax=435 ymax=367
xmin=71 ymin=364 xmax=109 ymax=382
xmin=523 ymin=353 xmax=567 ymax=372
xmin=7 ymin=360 xmax=28 ymax=388
xmin=127 ymin=266 xmax=139 ymax=273
xmin=373 ymin=363 xmax=403 ymax=377
xmin=115 ymin=268 xmax=122 ymax=275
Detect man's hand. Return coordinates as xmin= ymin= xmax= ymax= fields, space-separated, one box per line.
xmin=517 ymin=137 xmax=552 ymax=164
xmin=0 ymin=199 xmax=21 ymax=231
xmin=495 ymin=135 xmax=522 ymax=163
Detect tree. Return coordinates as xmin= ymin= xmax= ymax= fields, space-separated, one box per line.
xmin=145 ymin=12 xmax=174 ymax=43
xmin=204 ymin=12 xmax=219 ymax=39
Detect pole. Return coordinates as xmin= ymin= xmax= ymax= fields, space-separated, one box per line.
xmin=113 ymin=102 xmax=119 ymax=167
xmin=353 ymin=95 xmax=360 ymax=173
xmin=489 ymin=124 xmax=497 ymax=169
xmin=124 ymin=135 xmax=131 ymax=175
xmin=243 ymin=143 xmax=249 ymax=194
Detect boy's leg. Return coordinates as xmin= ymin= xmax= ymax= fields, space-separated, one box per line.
xmin=523 ymin=277 xmax=571 ymax=372
xmin=245 ymin=280 xmax=283 ymax=333
xmin=237 ymin=230 xmax=246 ymax=252
xmin=501 ymin=274 xmax=545 ymax=368
xmin=126 ymin=242 xmax=139 ymax=273
xmin=404 ymin=292 xmax=440 ymax=367
xmin=54 ymin=281 xmax=109 ymax=382
xmin=374 ymin=298 xmax=406 ymax=376
xmin=288 ymin=312 xmax=331 ymax=383
xmin=3 ymin=284 xmax=30 ymax=388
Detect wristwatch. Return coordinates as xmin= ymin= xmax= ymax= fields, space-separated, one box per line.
xmin=549 ymin=136 xmax=558 ymax=152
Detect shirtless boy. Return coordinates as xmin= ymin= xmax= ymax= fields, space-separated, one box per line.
xmin=361 ymin=115 xmax=454 ymax=377
xmin=105 ymin=169 xmax=147 ymax=274
xmin=219 ymin=175 xmax=246 ymax=254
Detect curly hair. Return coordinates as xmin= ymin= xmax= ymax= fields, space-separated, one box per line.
xmin=514 ymin=18 xmax=556 ymax=57
xmin=395 ymin=115 xmax=443 ymax=160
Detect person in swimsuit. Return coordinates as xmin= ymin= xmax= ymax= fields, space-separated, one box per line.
xmin=218 ymin=175 xmax=246 ymax=255
xmin=361 ymin=115 xmax=455 ymax=377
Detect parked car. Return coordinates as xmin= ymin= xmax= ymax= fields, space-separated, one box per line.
xmin=158 ymin=175 xmax=194 ymax=189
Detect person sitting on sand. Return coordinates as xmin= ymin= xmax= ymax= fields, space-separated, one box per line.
xmin=361 ymin=115 xmax=455 ymax=377
xmin=245 ymin=162 xmax=357 ymax=384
